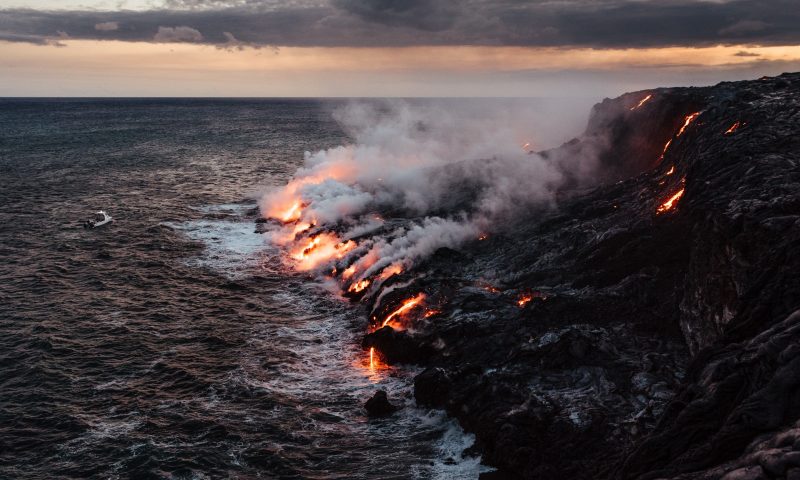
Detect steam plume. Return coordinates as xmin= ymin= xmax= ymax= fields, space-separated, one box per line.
xmin=260 ymin=99 xmax=600 ymax=293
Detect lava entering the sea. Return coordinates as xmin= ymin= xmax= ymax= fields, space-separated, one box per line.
xmin=281 ymin=201 xmax=303 ymax=223
xmin=291 ymin=233 xmax=356 ymax=271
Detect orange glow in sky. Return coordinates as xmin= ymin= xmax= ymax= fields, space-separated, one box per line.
xmin=2 ymin=41 xmax=800 ymax=96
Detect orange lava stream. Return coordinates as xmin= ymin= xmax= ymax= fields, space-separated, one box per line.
xmin=517 ymin=293 xmax=533 ymax=307
xmin=725 ymin=121 xmax=742 ymax=135
xmin=341 ymin=265 xmax=356 ymax=279
xmin=348 ymin=278 xmax=371 ymax=293
xmin=630 ymin=94 xmax=653 ymax=111
xmin=381 ymin=293 xmax=426 ymax=328
xmin=377 ymin=263 xmax=403 ymax=281
xmin=665 ymin=166 xmax=675 ymax=175
xmin=291 ymin=234 xmax=356 ymax=271
xmin=658 ymin=139 xmax=672 ymax=162
xmin=281 ymin=201 xmax=303 ymax=223
xmin=677 ymin=112 xmax=701 ymax=137
xmin=656 ymin=188 xmax=685 ymax=214
xmin=292 ymin=236 xmax=321 ymax=260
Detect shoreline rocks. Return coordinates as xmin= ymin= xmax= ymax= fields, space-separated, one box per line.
xmin=360 ymin=73 xmax=800 ymax=479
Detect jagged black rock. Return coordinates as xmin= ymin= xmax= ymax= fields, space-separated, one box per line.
xmin=363 ymin=73 xmax=800 ymax=479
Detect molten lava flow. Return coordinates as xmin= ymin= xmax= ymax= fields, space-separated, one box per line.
xmin=677 ymin=112 xmax=701 ymax=137
xmin=517 ymin=293 xmax=533 ymax=307
xmin=377 ymin=264 xmax=403 ymax=282
xmin=725 ymin=121 xmax=742 ymax=135
xmin=292 ymin=236 xmax=321 ymax=260
xmin=478 ymin=234 xmax=488 ymax=241
xmin=656 ymin=188 xmax=685 ymax=214
xmin=517 ymin=291 xmax=548 ymax=307
xmin=630 ymin=94 xmax=653 ymax=111
xmin=341 ymin=265 xmax=356 ymax=279
xmin=270 ymin=221 xmax=312 ymax=246
xmin=658 ymin=139 xmax=672 ymax=162
xmin=348 ymin=278 xmax=371 ymax=294
xmin=381 ymin=293 xmax=426 ymax=328
xmin=665 ymin=166 xmax=675 ymax=175
xmin=263 ymin=160 xmax=359 ymax=222
xmin=281 ymin=201 xmax=303 ymax=223
xmin=291 ymin=233 xmax=355 ymax=271
xmin=365 ymin=346 xmax=388 ymax=372
xmin=423 ymin=309 xmax=441 ymax=318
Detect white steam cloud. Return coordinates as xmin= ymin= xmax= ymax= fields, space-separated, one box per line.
xmin=261 ymin=98 xmax=599 ymax=294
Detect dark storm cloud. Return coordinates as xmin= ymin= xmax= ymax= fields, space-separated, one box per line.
xmin=331 ymin=0 xmax=459 ymax=32
xmin=1 ymin=0 xmax=799 ymax=48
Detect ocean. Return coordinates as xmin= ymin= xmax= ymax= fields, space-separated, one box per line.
xmin=0 ymin=99 xmax=489 ymax=479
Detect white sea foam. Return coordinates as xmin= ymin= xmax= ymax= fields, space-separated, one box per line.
xmin=173 ymin=202 xmax=491 ymax=478
xmin=167 ymin=213 xmax=267 ymax=279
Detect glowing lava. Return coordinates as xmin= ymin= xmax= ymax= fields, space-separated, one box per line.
xmin=291 ymin=233 xmax=355 ymax=271
xmin=292 ymin=236 xmax=321 ymax=260
xmin=369 ymin=347 xmax=375 ymax=369
xmin=517 ymin=293 xmax=533 ymax=307
xmin=725 ymin=121 xmax=742 ymax=135
xmin=656 ymin=188 xmax=685 ymax=214
xmin=677 ymin=112 xmax=701 ymax=137
xmin=270 ymin=221 xmax=312 ymax=246
xmin=348 ymin=278 xmax=371 ymax=294
xmin=630 ymin=94 xmax=653 ymax=111
xmin=341 ymin=265 xmax=356 ymax=279
xmin=281 ymin=201 xmax=303 ymax=223
xmin=381 ymin=293 xmax=426 ymax=328
xmin=377 ymin=264 xmax=403 ymax=281
xmin=665 ymin=166 xmax=675 ymax=175
xmin=658 ymin=139 xmax=672 ymax=162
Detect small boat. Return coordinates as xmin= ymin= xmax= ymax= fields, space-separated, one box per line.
xmin=83 ymin=210 xmax=114 ymax=229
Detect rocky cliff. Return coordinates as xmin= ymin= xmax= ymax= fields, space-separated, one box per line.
xmin=362 ymin=73 xmax=800 ymax=479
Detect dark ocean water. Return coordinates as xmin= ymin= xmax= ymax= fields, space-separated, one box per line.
xmin=0 ymin=99 xmax=486 ymax=479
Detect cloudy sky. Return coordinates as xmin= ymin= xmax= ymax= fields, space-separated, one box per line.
xmin=1 ymin=0 xmax=799 ymax=96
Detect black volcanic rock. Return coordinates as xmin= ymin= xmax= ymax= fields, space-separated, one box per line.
xmin=360 ymin=73 xmax=800 ymax=479
xmin=361 ymin=326 xmax=435 ymax=364
xmin=414 ymin=367 xmax=453 ymax=408
xmin=364 ymin=390 xmax=399 ymax=417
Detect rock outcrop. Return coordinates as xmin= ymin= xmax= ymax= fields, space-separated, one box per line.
xmin=361 ymin=73 xmax=800 ymax=479
xmin=364 ymin=390 xmax=400 ymax=417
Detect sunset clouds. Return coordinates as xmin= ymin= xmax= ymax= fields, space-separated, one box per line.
xmin=1 ymin=0 xmax=800 ymax=96
xmin=3 ymin=0 xmax=800 ymax=48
